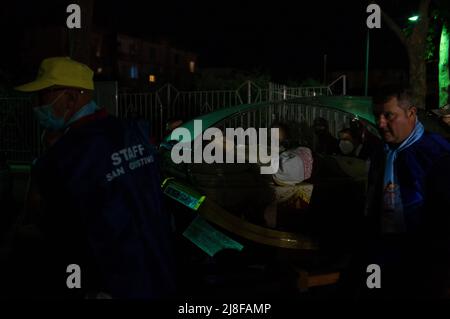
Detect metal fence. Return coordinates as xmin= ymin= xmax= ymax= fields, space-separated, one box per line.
xmin=1 ymin=77 xmax=347 ymax=163
xmin=118 ymin=92 xmax=163 ymax=140
xmin=269 ymin=83 xmax=332 ymax=101
xmin=214 ymin=99 xmax=353 ymax=145
xmin=117 ymin=81 xmax=274 ymax=140
xmin=116 ymin=79 xmax=343 ymax=139
xmin=0 ymin=97 xmax=41 ymax=163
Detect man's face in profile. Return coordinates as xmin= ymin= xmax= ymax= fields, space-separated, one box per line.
xmin=374 ymin=97 xmax=417 ymax=145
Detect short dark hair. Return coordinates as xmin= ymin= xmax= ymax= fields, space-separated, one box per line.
xmin=339 ymin=127 xmax=361 ymax=143
xmin=373 ymin=85 xmax=414 ymax=110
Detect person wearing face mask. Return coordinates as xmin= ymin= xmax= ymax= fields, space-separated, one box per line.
xmin=337 ymin=128 xmax=369 ymax=160
xmin=7 ymin=57 xmax=175 ymax=299
xmin=338 ymin=128 xmax=359 ymax=156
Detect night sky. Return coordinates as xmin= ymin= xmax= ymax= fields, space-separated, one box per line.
xmin=1 ymin=0 xmax=419 ymax=82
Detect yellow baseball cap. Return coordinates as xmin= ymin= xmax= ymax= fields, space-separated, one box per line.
xmin=15 ymin=57 xmax=94 ymax=92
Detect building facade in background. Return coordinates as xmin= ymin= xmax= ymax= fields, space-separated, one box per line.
xmin=19 ymin=27 xmax=198 ymax=91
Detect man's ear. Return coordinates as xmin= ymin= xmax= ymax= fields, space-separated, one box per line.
xmin=408 ymin=106 xmax=417 ymax=117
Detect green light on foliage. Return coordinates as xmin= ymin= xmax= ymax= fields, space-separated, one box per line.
xmin=439 ymin=24 xmax=450 ymax=107
xmin=408 ymin=15 xmax=419 ymax=22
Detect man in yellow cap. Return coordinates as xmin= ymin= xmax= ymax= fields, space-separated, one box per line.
xmin=13 ymin=57 xmax=96 ymax=149
xmin=11 ymin=57 xmax=175 ymax=299
xmin=16 ymin=57 xmax=97 ymax=136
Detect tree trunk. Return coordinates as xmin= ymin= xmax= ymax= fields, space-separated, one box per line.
xmin=407 ymin=0 xmax=429 ymax=110
xmin=408 ymin=48 xmax=427 ymax=109
xmin=382 ymin=0 xmax=431 ymax=109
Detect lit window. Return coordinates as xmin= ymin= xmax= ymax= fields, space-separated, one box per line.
xmin=130 ymin=65 xmax=138 ymax=79
xmin=189 ymin=61 xmax=195 ymax=73
xmin=149 ymin=75 xmax=156 ymax=83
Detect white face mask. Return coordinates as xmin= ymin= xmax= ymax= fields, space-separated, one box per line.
xmin=339 ymin=140 xmax=354 ymax=155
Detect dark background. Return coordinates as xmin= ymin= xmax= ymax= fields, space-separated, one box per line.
xmin=0 ymin=0 xmax=418 ymax=83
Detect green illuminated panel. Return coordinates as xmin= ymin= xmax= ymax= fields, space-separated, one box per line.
xmin=439 ymin=24 xmax=449 ymax=107
xmin=183 ymin=216 xmax=244 ymax=257
xmin=162 ymin=178 xmax=206 ymax=210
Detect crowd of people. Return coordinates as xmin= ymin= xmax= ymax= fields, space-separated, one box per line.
xmin=1 ymin=56 xmax=450 ymax=299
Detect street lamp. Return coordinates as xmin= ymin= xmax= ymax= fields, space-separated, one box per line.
xmin=408 ymin=15 xmax=419 ymax=22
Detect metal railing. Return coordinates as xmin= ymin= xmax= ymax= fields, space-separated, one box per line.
xmin=269 ymin=83 xmax=332 ymax=101
xmin=171 ymin=89 xmax=243 ymax=118
xmin=1 ymin=77 xmax=347 ymax=162
xmin=328 ymin=75 xmax=347 ymax=96
xmin=116 ymin=79 xmax=342 ymax=136
xmin=118 ymin=92 xmax=163 ymax=139
xmin=117 ymin=81 xmax=272 ymax=139
xmin=0 ymin=97 xmax=41 ymax=163
xmin=268 ymin=75 xmax=347 ymax=102
xmin=215 ymin=99 xmax=353 ymax=142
